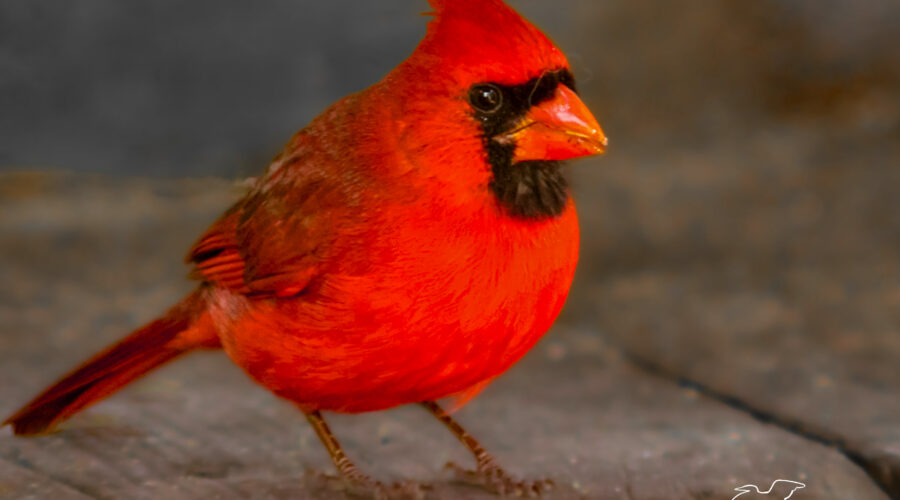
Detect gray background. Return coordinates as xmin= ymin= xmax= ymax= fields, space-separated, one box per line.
xmin=2 ymin=0 xmax=897 ymax=177
xmin=1 ymin=1 xmax=563 ymax=175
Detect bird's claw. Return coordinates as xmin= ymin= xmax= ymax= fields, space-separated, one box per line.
xmin=444 ymin=461 xmax=554 ymax=497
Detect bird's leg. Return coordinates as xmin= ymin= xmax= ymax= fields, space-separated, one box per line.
xmin=305 ymin=410 xmax=374 ymax=484
xmin=304 ymin=411 xmax=427 ymax=500
xmin=420 ymin=401 xmax=553 ymax=496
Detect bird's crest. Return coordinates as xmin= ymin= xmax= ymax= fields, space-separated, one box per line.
xmin=413 ymin=0 xmax=569 ymax=86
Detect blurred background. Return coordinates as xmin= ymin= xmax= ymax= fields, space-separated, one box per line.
xmin=1 ymin=1 xmax=898 ymax=498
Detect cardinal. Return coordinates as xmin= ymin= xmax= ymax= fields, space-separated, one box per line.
xmin=6 ymin=0 xmax=606 ymax=495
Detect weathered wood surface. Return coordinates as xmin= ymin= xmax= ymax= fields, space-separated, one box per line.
xmin=569 ymin=107 xmax=900 ymax=497
xmin=0 ymin=173 xmax=894 ymax=499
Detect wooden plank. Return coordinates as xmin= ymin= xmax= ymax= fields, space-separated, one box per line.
xmin=0 ymin=457 xmax=94 ymax=500
xmin=573 ymin=111 xmax=900 ymax=497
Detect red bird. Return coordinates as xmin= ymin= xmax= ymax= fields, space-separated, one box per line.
xmin=6 ymin=0 xmax=606 ymax=495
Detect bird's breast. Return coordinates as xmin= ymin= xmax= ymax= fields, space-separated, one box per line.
xmin=216 ymin=196 xmax=580 ymax=413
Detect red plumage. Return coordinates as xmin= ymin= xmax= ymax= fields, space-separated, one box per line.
xmin=6 ymin=0 xmax=606 ymax=491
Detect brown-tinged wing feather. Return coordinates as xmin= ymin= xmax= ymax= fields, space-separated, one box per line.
xmin=187 ymin=151 xmax=351 ymax=298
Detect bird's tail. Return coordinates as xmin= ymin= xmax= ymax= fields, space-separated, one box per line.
xmin=4 ymin=290 xmax=218 ymax=436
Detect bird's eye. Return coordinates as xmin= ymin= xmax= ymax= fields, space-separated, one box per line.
xmin=469 ymin=84 xmax=503 ymax=113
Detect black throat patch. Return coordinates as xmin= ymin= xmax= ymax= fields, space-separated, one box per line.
xmin=470 ymin=69 xmax=576 ymax=219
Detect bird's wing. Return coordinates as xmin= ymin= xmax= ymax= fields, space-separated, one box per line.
xmin=187 ymin=152 xmax=352 ymax=298
xmin=188 ymin=204 xmax=251 ymax=293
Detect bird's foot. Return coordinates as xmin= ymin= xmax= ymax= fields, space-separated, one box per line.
xmin=309 ymin=469 xmax=428 ymax=500
xmin=444 ymin=461 xmax=554 ymax=497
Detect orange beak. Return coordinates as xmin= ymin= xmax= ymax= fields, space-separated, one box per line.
xmin=497 ymin=85 xmax=607 ymax=163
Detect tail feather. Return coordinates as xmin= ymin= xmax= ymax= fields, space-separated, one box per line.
xmin=4 ymin=291 xmax=213 ymax=436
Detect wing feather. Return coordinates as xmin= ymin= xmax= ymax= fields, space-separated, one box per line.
xmin=186 ymin=149 xmax=347 ymax=297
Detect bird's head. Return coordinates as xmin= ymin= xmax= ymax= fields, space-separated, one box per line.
xmin=385 ymin=0 xmax=607 ymax=219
